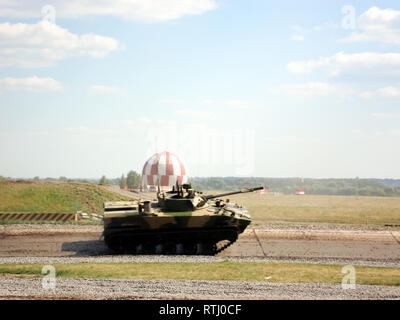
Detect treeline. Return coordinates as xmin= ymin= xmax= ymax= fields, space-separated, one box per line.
xmin=3 ymin=174 xmax=400 ymax=197
xmin=190 ymin=177 xmax=400 ymax=197
xmin=0 ymin=171 xmax=142 ymax=189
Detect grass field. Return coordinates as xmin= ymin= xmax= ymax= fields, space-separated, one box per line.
xmin=223 ymin=193 xmax=400 ymax=226
xmin=0 ymin=262 xmax=399 ymax=286
xmin=0 ymin=180 xmax=130 ymax=213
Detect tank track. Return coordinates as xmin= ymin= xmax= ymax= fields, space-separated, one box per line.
xmin=104 ymin=227 xmax=238 ymax=256
xmin=215 ymin=237 xmax=237 ymax=254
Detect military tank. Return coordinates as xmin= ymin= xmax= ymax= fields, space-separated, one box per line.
xmin=103 ymin=184 xmax=263 ymax=255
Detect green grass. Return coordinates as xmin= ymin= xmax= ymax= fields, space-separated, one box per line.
xmin=0 ymin=262 xmax=399 ymax=286
xmin=0 ymin=180 xmax=130 ymax=214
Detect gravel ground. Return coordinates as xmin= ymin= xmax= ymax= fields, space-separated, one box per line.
xmin=0 ymin=255 xmax=399 ymax=268
xmin=2 ymin=222 xmax=399 ymax=236
xmin=252 ymin=221 xmax=400 ymax=231
xmin=0 ymin=277 xmax=399 ymax=300
xmin=0 ymin=224 xmax=103 ymax=236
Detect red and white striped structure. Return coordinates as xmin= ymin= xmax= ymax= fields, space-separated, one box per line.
xmin=296 ymin=189 xmax=305 ymax=195
xmin=142 ymin=151 xmax=188 ymax=190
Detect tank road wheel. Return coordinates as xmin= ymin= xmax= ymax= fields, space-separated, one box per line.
xmin=105 ymin=236 xmax=124 ymax=254
xmin=183 ymin=242 xmax=197 ymax=255
xmin=136 ymin=243 xmax=144 ymax=254
xmin=205 ymin=242 xmax=217 ymax=255
xmin=196 ymin=242 xmax=216 ymax=255
xmin=125 ymin=241 xmax=138 ymax=254
xmin=176 ymin=243 xmax=184 ymax=255
xmin=143 ymin=242 xmax=156 ymax=254
xmin=162 ymin=242 xmax=176 ymax=255
xmin=155 ymin=244 xmax=163 ymax=255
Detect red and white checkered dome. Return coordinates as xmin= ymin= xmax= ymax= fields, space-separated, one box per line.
xmin=142 ymin=151 xmax=188 ymax=188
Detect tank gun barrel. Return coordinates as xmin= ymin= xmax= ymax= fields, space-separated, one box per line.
xmin=205 ymin=186 xmax=264 ymax=200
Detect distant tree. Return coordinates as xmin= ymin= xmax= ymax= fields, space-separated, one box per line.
xmin=33 ymin=176 xmax=40 ymax=181
xmin=59 ymin=176 xmax=68 ymax=181
xmin=120 ymin=174 xmax=127 ymax=189
xmin=99 ymin=175 xmax=109 ymax=185
xmin=0 ymin=175 xmax=5 ymax=182
xmin=127 ymin=170 xmax=141 ymax=188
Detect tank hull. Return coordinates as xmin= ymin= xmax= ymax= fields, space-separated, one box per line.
xmin=104 ymin=215 xmax=250 ymax=255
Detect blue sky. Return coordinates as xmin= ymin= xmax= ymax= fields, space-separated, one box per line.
xmin=0 ymin=0 xmax=399 ymax=179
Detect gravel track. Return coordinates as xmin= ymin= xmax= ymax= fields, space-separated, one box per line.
xmin=0 ymin=278 xmax=399 ymax=300
xmin=0 ymin=255 xmax=399 ymax=268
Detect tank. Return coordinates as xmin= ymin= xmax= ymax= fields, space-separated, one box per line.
xmin=103 ymin=184 xmax=263 ymax=255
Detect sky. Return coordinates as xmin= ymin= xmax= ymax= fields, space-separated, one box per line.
xmin=0 ymin=0 xmax=400 ymax=179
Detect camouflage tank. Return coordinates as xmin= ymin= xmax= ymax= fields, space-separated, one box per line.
xmin=103 ymin=184 xmax=263 ymax=255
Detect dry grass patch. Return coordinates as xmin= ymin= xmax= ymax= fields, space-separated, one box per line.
xmin=222 ymin=193 xmax=400 ymax=225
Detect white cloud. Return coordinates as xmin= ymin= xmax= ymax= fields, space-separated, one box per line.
xmin=88 ymin=85 xmax=124 ymax=95
xmin=226 ymin=100 xmax=252 ymax=109
xmin=268 ymin=82 xmax=354 ymax=99
xmin=360 ymin=91 xmax=374 ymax=100
xmin=342 ymin=6 xmax=400 ymax=45
xmin=175 ymin=109 xmax=212 ymax=117
xmin=0 ymin=0 xmax=217 ymax=22
xmin=161 ymin=98 xmax=185 ymax=104
xmin=201 ymin=99 xmax=215 ymax=105
xmin=377 ymin=86 xmax=400 ymax=97
xmin=286 ymin=52 xmax=400 ymax=76
xmin=291 ymin=34 xmax=304 ymax=41
xmin=361 ymin=86 xmax=400 ymax=99
xmin=290 ymin=25 xmax=305 ymax=41
xmin=0 ymin=76 xmax=62 ymax=93
xmin=313 ymin=22 xmax=339 ymax=32
xmin=370 ymin=113 xmax=396 ymax=119
xmin=0 ymin=21 xmax=120 ymax=68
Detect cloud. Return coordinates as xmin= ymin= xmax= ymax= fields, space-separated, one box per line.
xmin=377 ymin=86 xmax=400 ymax=97
xmin=313 ymin=22 xmax=339 ymax=32
xmin=290 ymin=25 xmax=305 ymax=41
xmin=361 ymin=86 xmax=400 ymax=99
xmin=360 ymin=91 xmax=374 ymax=100
xmin=175 ymin=109 xmax=212 ymax=117
xmin=370 ymin=113 xmax=396 ymax=119
xmin=201 ymin=99 xmax=215 ymax=105
xmin=342 ymin=6 xmax=400 ymax=45
xmin=286 ymin=52 xmax=400 ymax=76
xmin=88 ymin=85 xmax=124 ymax=95
xmin=268 ymin=82 xmax=354 ymax=99
xmin=0 ymin=76 xmax=62 ymax=93
xmin=161 ymin=98 xmax=185 ymax=104
xmin=291 ymin=34 xmax=304 ymax=41
xmin=0 ymin=0 xmax=217 ymax=22
xmin=0 ymin=21 xmax=120 ymax=68
xmin=225 ymin=100 xmax=252 ymax=109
